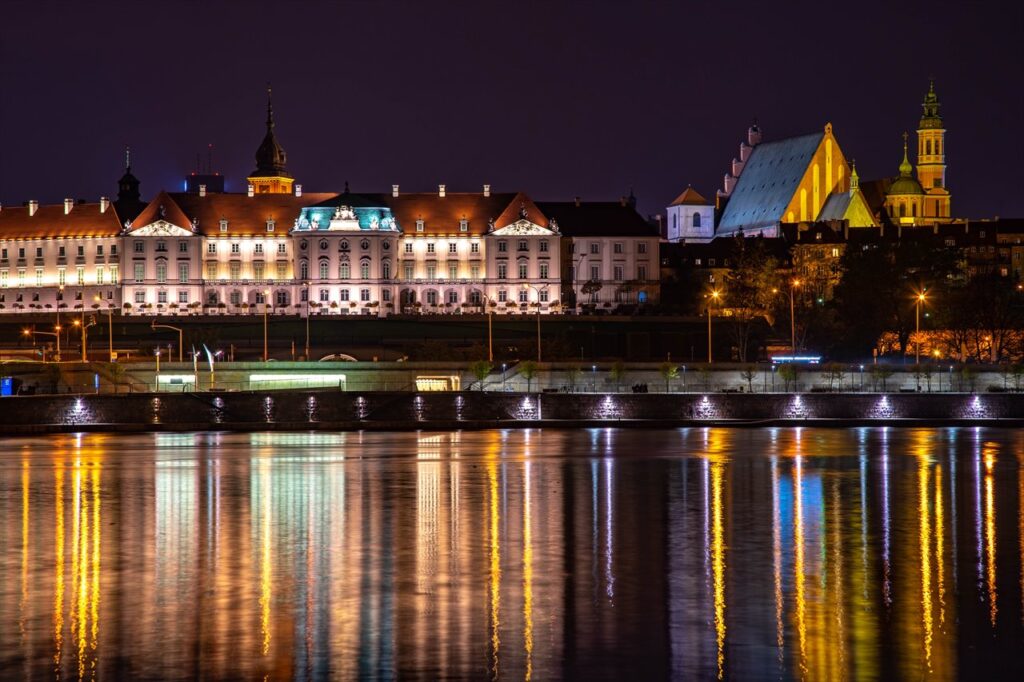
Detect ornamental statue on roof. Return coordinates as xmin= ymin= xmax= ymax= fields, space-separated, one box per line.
xmin=333 ymin=205 xmax=356 ymax=221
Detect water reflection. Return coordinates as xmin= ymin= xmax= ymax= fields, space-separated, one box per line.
xmin=1 ymin=428 xmax=1023 ymax=680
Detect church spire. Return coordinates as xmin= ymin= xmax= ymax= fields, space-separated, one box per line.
xmin=266 ymin=84 xmax=275 ymax=131
xmin=899 ymin=132 xmax=913 ymax=177
xmin=849 ymin=159 xmax=859 ymax=192
xmin=919 ymin=78 xmax=942 ymax=129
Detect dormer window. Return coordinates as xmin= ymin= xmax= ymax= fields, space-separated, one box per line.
xmin=416 ymin=219 xmax=424 ymax=232
xmin=459 ymin=218 xmax=468 ymax=232
xmin=266 ymin=219 xmax=275 ymax=232
xmin=219 ymin=219 xmax=228 ymax=233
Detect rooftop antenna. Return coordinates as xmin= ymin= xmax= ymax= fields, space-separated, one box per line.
xmin=125 ymin=145 xmax=131 ymax=171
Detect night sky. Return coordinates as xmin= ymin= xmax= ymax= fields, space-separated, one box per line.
xmin=1 ymin=0 xmax=1021 ymax=219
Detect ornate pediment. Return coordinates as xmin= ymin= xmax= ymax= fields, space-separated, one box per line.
xmin=490 ymin=219 xmax=556 ymax=236
xmin=128 ymin=219 xmax=194 ymax=237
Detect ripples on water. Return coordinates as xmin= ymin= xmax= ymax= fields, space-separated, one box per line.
xmin=0 ymin=428 xmax=1023 ymax=680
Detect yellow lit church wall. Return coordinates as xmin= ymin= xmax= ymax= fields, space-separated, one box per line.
xmin=782 ymin=126 xmax=851 ymax=224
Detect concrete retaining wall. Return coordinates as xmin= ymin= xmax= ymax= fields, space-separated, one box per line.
xmin=0 ymin=391 xmax=1020 ymax=434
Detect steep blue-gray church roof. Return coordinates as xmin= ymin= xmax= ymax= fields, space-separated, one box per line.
xmin=717 ymin=131 xmax=823 ymax=234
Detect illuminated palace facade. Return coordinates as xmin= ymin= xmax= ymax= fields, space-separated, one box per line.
xmin=0 ymin=97 xmax=659 ymax=317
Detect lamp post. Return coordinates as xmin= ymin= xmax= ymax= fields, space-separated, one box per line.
xmin=151 ymin=321 xmax=183 ymax=362
xmin=790 ymin=279 xmax=801 ymax=356
xmin=72 ymin=315 xmax=95 ymax=363
xmin=707 ymin=289 xmax=720 ymax=363
xmin=24 ymin=328 xmax=60 ymax=363
xmin=263 ymin=290 xmax=271 ymax=362
xmin=154 ymin=348 xmax=161 ymax=391
xmin=915 ymin=290 xmax=927 ymax=365
xmin=303 ymin=282 xmax=311 ymax=361
xmin=521 ymin=284 xmax=546 ymax=363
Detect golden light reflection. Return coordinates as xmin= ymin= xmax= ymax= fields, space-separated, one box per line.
xmin=259 ymin=459 xmax=272 ymax=657
xmin=793 ymin=456 xmax=807 ymax=678
xmin=21 ymin=461 xmax=30 ymax=645
xmin=53 ymin=461 xmax=65 ymax=673
xmin=710 ymin=459 xmax=726 ymax=680
xmin=488 ymin=458 xmax=501 ymax=681
xmin=523 ymin=461 xmax=534 ymax=682
xmin=984 ymin=448 xmax=997 ymax=626
xmin=935 ymin=465 xmax=945 ymax=627
xmin=918 ymin=455 xmax=933 ymax=672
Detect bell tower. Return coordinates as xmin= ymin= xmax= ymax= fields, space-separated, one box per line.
xmin=916 ymin=80 xmax=950 ymax=220
xmin=246 ymin=86 xmax=294 ymax=194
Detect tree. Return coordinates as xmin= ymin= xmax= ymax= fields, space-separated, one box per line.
xmin=470 ymin=360 xmax=493 ymax=390
xmin=518 ymin=361 xmax=538 ymax=392
xmin=823 ymin=362 xmax=846 ymax=391
xmin=581 ymin=280 xmax=603 ymax=305
xmin=697 ymin=365 xmax=713 ymax=391
xmin=778 ymin=364 xmax=798 ymax=392
xmin=740 ymin=365 xmax=757 ymax=393
xmin=869 ymin=365 xmax=894 ymax=392
xmin=659 ymin=362 xmax=679 ymax=393
xmin=565 ymin=364 xmax=582 ymax=392
xmin=725 ymin=237 xmax=782 ymax=361
xmin=608 ymin=361 xmax=626 ymax=392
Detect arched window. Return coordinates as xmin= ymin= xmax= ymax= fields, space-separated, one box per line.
xmin=911 ymin=203 xmax=917 ymax=217
xmin=899 ymin=203 xmax=906 ymax=217
xmin=319 ymin=261 xmax=329 ymax=280
xmin=299 ymin=261 xmax=308 ymax=280
xmin=360 ymin=261 xmax=370 ymax=279
xmin=382 ymin=261 xmax=391 ymax=280
xmin=339 ymin=262 xmax=350 ymax=279
xmin=672 ymin=214 xmax=677 ymax=230
xmin=692 ymin=212 xmax=701 ymax=228
xmin=926 ymin=139 xmax=933 ymax=155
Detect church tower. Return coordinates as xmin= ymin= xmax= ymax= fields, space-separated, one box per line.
xmin=246 ymin=87 xmax=294 ymax=194
xmin=915 ymin=80 xmax=950 ymax=220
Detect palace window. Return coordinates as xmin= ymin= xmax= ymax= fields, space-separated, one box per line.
xmin=426 ymin=264 xmax=436 ymax=279
xmin=539 ymin=263 xmax=549 ymax=279
xmin=158 ymin=291 xmax=167 ymax=304
xmin=206 ymin=263 xmax=217 ymax=279
xmin=590 ymin=265 xmax=600 ymax=280
xmin=220 ymin=219 xmax=228 ymax=233
xmin=590 ymin=243 xmax=599 ymax=254
xmin=497 ymin=263 xmax=507 ymax=279
xmin=276 ymin=263 xmax=287 ymax=280
xmin=613 ymin=243 xmax=623 ymax=254
xmin=134 ymin=241 xmax=144 ymax=253
xmin=274 ymin=290 xmax=287 ymax=306
xmin=35 ymin=268 xmax=43 ymax=286
xmin=638 ymin=242 xmax=648 ymax=254
xmin=178 ymin=263 xmax=189 ymax=283
xmin=253 ymin=262 xmax=264 ymax=281
xmin=255 ymin=292 xmax=266 ymax=305
xmin=498 ymin=241 xmax=507 ymax=253
xmin=382 ymin=289 xmax=391 ymax=302
xmin=471 ymin=242 xmax=480 ymax=254
xmin=405 ymin=242 xmax=413 ymax=254
xmin=178 ymin=291 xmax=189 ymax=304
xmin=360 ymin=288 xmax=371 ymax=302
xmin=416 ymin=219 xmax=424 ymax=232
xmin=518 ymin=240 xmax=528 ymax=252
xmin=539 ymin=241 xmax=548 ymax=253
xmin=178 ymin=241 xmax=188 ymax=253
xmin=426 ymin=290 xmax=438 ymax=305
xmin=427 ymin=243 xmax=435 ymax=254
xmin=156 ymin=241 xmax=167 ymax=253
xmin=277 ymin=243 xmax=287 ymax=254
xmin=340 ymin=262 xmax=350 ymax=279
xmin=254 ymin=243 xmax=263 ymax=254
xmin=448 ymin=264 xmax=458 ymax=280
xmin=382 ymin=261 xmax=391 ymax=279
xmin=360 ymin=261 xmax=370 ymax=279
xmin=319 ymin=261 xmax=329 ymax=280
xmin=498 ymin=290 xmax=507 ymax=303
xmin=518 ymin=289 xmax=528 ymax=303
xmin=518 ymin=263 xmax=528 ymax=279
xmin=447 ymin=290 xmax=458 ymax=304
xmin=460 ymin=219 xmax=468 ymax=232
xmin=404 ymin=264 xmax=414 ymax=280
xmin=266 ymin=219 xmax=275 ymax=232
xmin=230 ymin=262 xmax=240 ymax=280
xmin=96 ymin=267 xmax=104 ymax=285
xmin=110 ymin=266 xmax=119 ymax=284
xmin=340 ymin=289 xmax=350 ymax=302
xmin=319 ymin=289 xmax=329 ymax=302
xmin=134 ymin=291 xmax=145 ymax=304
xmin=155 ymin=263 xmax=167 ymax=283
xmin=134 ymin=263 xmax=144 ymax=282
xmin=470 ymin=290 xmax=481 ymax=304
xmin=231 ymin=243 xmax=240 ymax=254
xmin=449 ymin=243 xmax=458 ymax=254
xmin=58 ymin=268 xmax=66 ymax=286
xmin=471 ymin=265 xmax=480 ymax=279
xmin=76 ymin=266 xmax=85 ymax=284
xmin=638 ymin=265 xmax=647 ymax=281
xmin=231 ymin=291 xmax=242 ymax=306
xmin=207 ymin=243 xmax=217 ymax=254
xmin=540 ymin=289 xmax=549 ymax=303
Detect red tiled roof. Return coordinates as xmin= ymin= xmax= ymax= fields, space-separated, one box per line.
xmin=0 ymin=202 xmax=123 ymax=240
xmin=669 ymin=186 xmax=709 ymax=206
xmin=493 ymin=192 xmax=550 ymax=229
xmin=128 ymin=191 xmax=195 ymax=233
xmin=382 ymin=192 xmax=519 ymax=236
xmin=170 ymin=192 xmax=337 ymax=237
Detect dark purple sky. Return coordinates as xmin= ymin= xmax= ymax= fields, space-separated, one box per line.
xmin=2 ymin=0 xmax=1021 ymax=219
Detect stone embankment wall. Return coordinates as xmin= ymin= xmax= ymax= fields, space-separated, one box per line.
xmin=0 ymin=391 xmax=1020 ymax=434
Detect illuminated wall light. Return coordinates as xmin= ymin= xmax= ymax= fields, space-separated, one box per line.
xmin=262 ymin=396 xmax=274 ymax=422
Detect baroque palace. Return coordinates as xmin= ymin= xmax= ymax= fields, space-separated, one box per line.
xmin=0 ymin=94 xmax=660 ymax=317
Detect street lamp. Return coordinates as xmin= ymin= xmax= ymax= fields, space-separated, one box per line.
xmin=72 ymin=316 xmax=95 ymax=363
xmin=790 ymin=279 xmax=801 ymax=355
xmin=151 ymin=321 xmax=183 ymax=362
xmin=521 ymin=283 xmax=547 ymax=363
xmin=24 ymin=327 xmax=60 ymax=363
xmin=263 ymin=290 xmax=271 ymax=362
xmin=915 ymin=290 xmax=927 ymax=365
xmin=707 ymin=289 xmax=721 ymax=363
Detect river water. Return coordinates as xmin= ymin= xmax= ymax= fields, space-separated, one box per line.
xmin=0 ymin=428 xmax=1022 ymax=681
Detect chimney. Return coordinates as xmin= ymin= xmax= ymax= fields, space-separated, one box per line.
xmin=574 ymin=196 xmax=581 ymax=207
xmin=247 ymin=184 xmax=255 ymax=198
xmin=99 ymin=197 xmax=110 ymax=213
xmin=438 ymin=184 xmax=446 ymax=198
xmin=294 ymin=184 xmax=302 ymax=197
xmin=483 ymin=184 xmax=491 ymax=197
xmin=199 ymin=184 xmax=207 ymax=197
xmin=392 ymin=184 xmax=399 ymax=198
xmin=64 ymin=198 xmax=74 ymax=214
xmin=29 ymin=200 xmax=39 ymax=216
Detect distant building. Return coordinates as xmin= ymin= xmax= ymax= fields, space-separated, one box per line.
xmin=665 ymin=187 xmax=714 ymax=243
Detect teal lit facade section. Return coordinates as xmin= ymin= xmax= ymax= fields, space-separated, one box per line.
xmin=294 ymin=205 xmax=401 ymax=232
